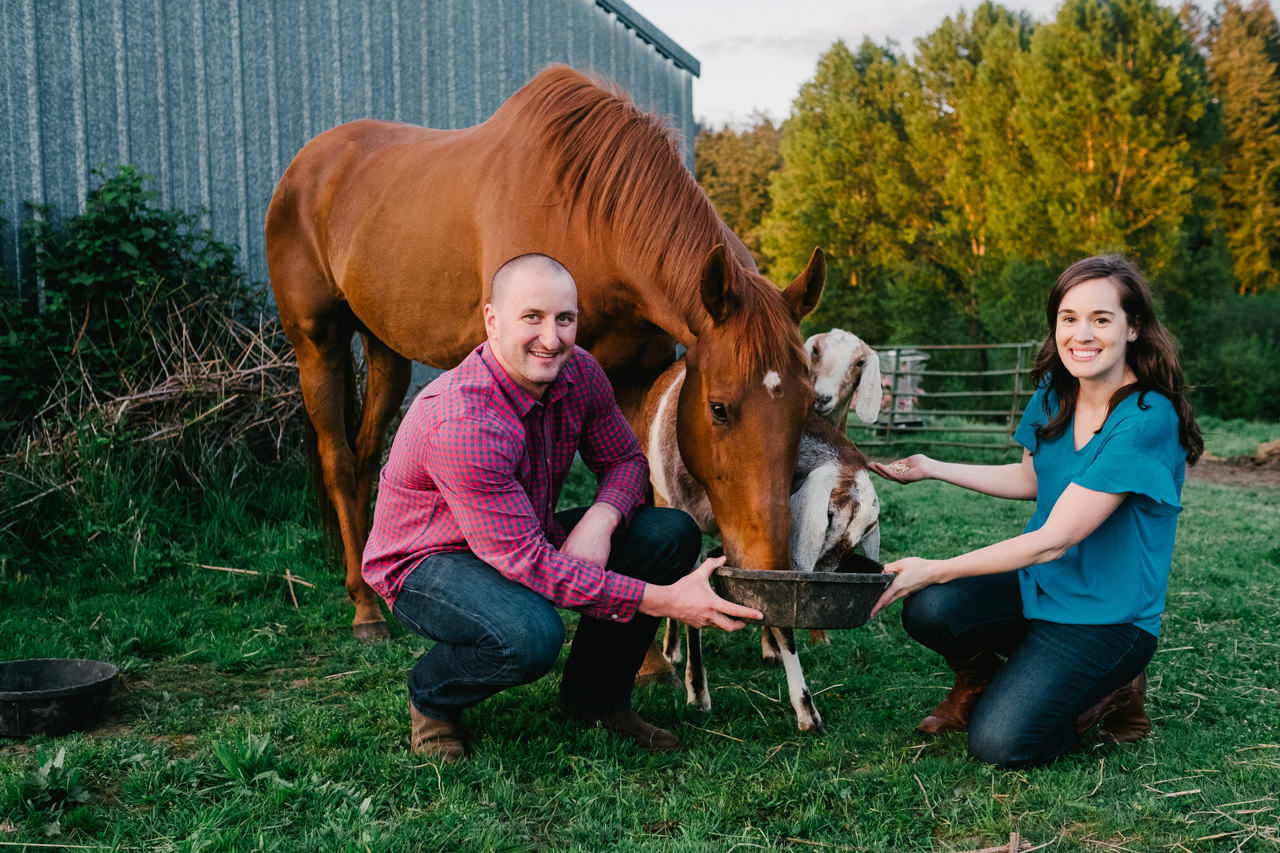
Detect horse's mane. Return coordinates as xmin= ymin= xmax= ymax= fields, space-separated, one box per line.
xmin=504 ymin=66 xmax=804 ymax=374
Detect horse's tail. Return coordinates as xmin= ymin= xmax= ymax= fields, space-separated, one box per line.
xmin=304 ymin=349 xmax=360 ymax=567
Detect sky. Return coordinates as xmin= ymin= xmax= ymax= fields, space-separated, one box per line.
xmin=626 ymin=0 xmax=1276 ymax=128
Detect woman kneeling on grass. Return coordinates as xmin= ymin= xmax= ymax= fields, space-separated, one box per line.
xmin=869 ymin=254 xmax=1202 ymax=769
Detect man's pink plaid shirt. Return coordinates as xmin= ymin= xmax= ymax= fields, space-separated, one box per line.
xmin=361 ymin=342 xmax=649 ymax=621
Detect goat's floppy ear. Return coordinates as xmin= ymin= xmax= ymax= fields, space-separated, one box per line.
xmin=783 ymin=247 xmax=825 ymax=323
xmin=854 ymin=342 xmax=883 ymax=424
xmin=789 ymin=470 xmax=836 ymax=575
xmin=697 ymin=244 xmax=738 ymax=331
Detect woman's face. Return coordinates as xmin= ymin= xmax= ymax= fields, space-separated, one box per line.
xmin=1054 ymin=277 xmax=1135 ymax=388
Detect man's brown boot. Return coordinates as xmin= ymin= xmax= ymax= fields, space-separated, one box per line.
xmin=409 ymin=701 xmax=467 ymax=762
xmin=558 ymin=705 xmax=680 ymax=751
xmin=917 ymin=652 xmax=1000 ymax=735
xmin=1077 ymin=672 xmax=1151 ymax=743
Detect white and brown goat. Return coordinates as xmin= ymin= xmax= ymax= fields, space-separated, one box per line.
xmin=634 ymin=359 xmax=880 ymax=733
xmin=805 ymin=329 xmax=882 ymax=429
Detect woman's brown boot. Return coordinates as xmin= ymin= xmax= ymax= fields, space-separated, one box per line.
xmin=1077 ymin=672 xmax=1151 ymax=743
xmin=917 ymin=652 xmax=1001 ymax=735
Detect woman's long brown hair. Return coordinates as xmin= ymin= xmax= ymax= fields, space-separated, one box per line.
xmin=1029 ymin=255 xmax=1203 ymax=464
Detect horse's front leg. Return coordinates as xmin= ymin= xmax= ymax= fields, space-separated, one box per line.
xmin=767 ymin=626 xmax=823 ymax=733
xmin=683 ymin=625 xmax=710 ymax=711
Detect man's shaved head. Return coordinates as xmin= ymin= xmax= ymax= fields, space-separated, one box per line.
xmin=490 ymin=254 xmax=576 ymax=309
xmin=483 ymin=253 xmax=580 ymax=399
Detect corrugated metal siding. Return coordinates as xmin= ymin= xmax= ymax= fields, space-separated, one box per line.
xmin=0 ymin=0 xmax=698 ymax=292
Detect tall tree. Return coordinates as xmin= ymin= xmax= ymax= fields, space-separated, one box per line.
xmin=694 ymin=117 xmax=783 ymax=274
xmin=1010 ymin=0 xmax=1220 ymax=283
xmin=901 ymin=3 xmax=1042 ymax=344
xmin=1208 ymin=0 xmax=1280 ymax=295
xmin=762 ymin=39 xmax=911 ymax=342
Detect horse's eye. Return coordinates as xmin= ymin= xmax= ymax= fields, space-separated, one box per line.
xmin=709 ymin=402 xmax=729 ymax=424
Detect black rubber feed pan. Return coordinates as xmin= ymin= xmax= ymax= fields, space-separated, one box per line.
xmin=0 ymin=658 xmax=118 ymax=737
xmin=713 ymin=553 xmax=891 ymax=629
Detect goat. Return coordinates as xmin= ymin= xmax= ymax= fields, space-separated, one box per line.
xmin=634 ymin=359 xmax=880 ymax=733
xmin=805 ymin=329 xmax=882 ymax=429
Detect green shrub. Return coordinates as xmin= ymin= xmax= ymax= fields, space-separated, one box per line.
xmin=1 ymin=164 xmax=255 ymax=438
xmin=1182 ymin=290 xmax=1280 ymax=421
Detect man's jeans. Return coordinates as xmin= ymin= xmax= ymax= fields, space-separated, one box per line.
xmin=392 ymin=506 xmax=701 ymax=724
xmin=902 ymin=571 xmax=1157 ymax=768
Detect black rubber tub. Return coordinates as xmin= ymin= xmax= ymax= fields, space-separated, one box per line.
xmin=713 ymin=554 xmax=891 ymax=629
xmin=0 ymin=658 xmax=118 ymax=737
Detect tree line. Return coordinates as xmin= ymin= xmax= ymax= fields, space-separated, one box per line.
xmin=694 ymin=0 xmax=1280 ymax=420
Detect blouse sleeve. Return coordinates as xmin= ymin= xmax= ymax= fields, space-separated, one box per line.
xmin=1013 ymin=384 xmax=1050 ymax=452
xmin=1075 ymin=395 xmax=1182 ymax=511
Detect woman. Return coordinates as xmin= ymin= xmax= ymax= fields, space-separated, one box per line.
xmin=869 ymin=255 xmax=1202 ymax=768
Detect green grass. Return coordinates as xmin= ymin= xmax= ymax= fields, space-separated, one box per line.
xmin=1198 ymin=415 xmax=1279 ymax=458
xmin=1 ymin=430 xmax=1277 ymax=851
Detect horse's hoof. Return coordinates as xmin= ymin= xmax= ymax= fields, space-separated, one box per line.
xmin=353 ymin=621 xmax=389 ymax=642
xmin=635 ymin=668 xmax=682 ymax=689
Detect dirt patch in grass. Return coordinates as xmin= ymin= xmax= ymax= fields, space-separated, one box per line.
xmin=1190 ymin=442 xmax=1280 ymax=489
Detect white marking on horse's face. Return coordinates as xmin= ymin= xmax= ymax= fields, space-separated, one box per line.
xmin=763 ymin=370 xmax=782 ymax=398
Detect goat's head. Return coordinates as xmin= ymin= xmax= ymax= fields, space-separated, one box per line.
xmin=805 ymin=329 xmax=882 ymax=427
xmin=790 ymin=460 xmax=881 ymax=574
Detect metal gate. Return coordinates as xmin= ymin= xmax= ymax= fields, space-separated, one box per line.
xmin=851 ymin=341 xmax=1041 ymax=456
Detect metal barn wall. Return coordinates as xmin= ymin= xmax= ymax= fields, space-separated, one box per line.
xmin=0 ymin=0 xmax=699 ymax=290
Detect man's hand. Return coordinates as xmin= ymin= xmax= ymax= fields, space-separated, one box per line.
xmin=560 ymin=502 xmax=621 ymax=567
xmin=638 ymin=556 xmax=763 ymax=631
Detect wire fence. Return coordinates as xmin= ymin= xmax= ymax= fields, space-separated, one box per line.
xmin=850 ymin=341 xmax=1041 ymax=457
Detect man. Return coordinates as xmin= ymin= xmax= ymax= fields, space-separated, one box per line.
xmin=362 ymin=253 xmax=761 ymax=761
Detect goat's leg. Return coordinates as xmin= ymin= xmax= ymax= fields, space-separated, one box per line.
xmin=809 ymin=629 xmax=831 ymax=645
xmin=683 ymin=625 xmax=710 ymax=711
xmin=663 ymin=617 xmax=683 ymax=665
xmin=768 ymin=626 xmax=823 ymax=733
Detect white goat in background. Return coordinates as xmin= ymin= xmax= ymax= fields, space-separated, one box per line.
xmin=805 ymin=329 xmax=882 ymax=429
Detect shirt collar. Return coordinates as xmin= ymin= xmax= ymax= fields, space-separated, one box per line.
xmin=478 ymin=342 xmax=576 ymax=416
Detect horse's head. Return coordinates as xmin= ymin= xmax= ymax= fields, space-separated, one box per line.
xmin=677 ymin=245 xmax=825 ymax=572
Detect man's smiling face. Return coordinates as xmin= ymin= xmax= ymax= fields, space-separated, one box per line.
xmin=484 ymin=256 xmax=579 ymax=399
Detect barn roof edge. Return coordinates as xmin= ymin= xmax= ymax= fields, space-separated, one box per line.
xmin=594 ymin=0 xmax=701 ymax=76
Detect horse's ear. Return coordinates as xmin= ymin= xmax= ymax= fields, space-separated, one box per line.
xmin=783 ymin=247 xmax=825 ymax=322
xmin=698 ymin=244 xmax=738 ymax=329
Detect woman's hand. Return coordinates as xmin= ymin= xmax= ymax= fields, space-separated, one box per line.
xmin=871 ymin=557 xmax=942 ymax=617
xmin=868 ymin=454 xmax=932 ymax=484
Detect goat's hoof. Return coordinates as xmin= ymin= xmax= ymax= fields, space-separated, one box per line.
xmin=799 ymin=719 xmax=825 ymax=736
xmin=353 ymin=620 xmax=390 ymax=642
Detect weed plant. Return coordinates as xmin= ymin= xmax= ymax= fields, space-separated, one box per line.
xmin=1 ymin=433 xmax=1276 ymax=850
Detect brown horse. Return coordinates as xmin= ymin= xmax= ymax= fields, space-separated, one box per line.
xmin=265 ymin=66 xmax=824 ymax=639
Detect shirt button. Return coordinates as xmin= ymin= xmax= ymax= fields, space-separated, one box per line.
xmin=610 ymin=613 xmax=619 ymax=620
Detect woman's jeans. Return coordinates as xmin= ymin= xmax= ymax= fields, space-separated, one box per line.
xmin=902 ymin=572 xmax=1157 ymax=768
xmin=392 ymin=506 xmax=701 ymax=724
